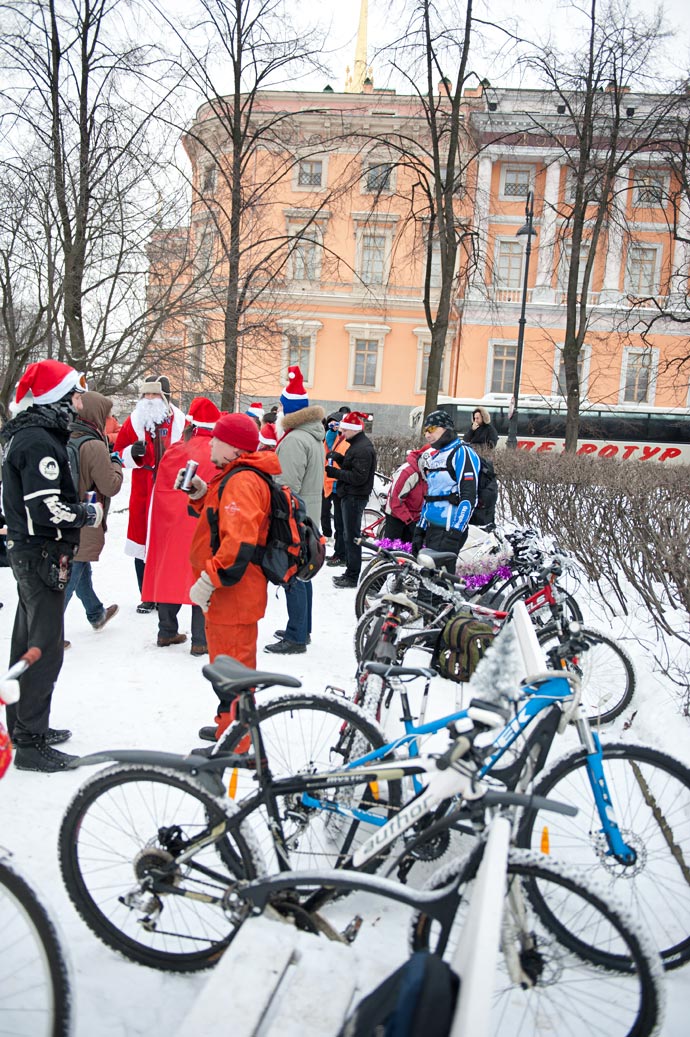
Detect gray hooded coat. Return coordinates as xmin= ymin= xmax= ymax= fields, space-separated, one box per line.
xmin=276 ymin=404 xmax=326 ymax=524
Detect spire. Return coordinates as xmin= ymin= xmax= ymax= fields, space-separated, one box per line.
xmin=344 ymin=0 xmax=370 ymax=93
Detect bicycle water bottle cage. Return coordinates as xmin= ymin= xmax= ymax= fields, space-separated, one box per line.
xmin=202 ymin=655 xmax=302 ymax=703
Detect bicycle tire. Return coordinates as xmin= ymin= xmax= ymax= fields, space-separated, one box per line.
xmin=361 ymin=508 xmax=385 ymax=538
xmin=354 ymin=601 xmax=433 ymax=664
xmin=355 ymin=560 xmax=421 ymax=619
xmin=59 ymin=765 xmax=263 ymax=972
xmin=516 ymin=742 xmax=690 ymax=970
xmin=502 ymin=580 xmax=583 ymax=626
xmin=218 ymin=692 xmax=402 ymax=871
xmin=410 ymin=847 xmax=662 ymax=1037
xmin=358 ymin=549 xmax=414 ymax=587
xmin=0 ymin=856 xmax=71 ymax=1035
xmin=536 ymin=625 xmax=635 ymax=724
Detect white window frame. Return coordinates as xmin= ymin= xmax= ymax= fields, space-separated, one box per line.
xmin=344 ymin=323 xmax=390 ymax=393
xmin=499 ymin=164 xmax=534 ymax=201
xmin=187 ymin=326 xmax=206 ymax=381
xmin=557 ymin=240 xmax=590 ymax=297
xmin=494 ymin=237 xmax=525 ymax=290
xmin=288 ymin=225 xmax=323 ymax=282
xmin=552 ymin=343 xmax=591 ymax=399
xmin=277 ymin=320 xmax=322 ymax=387
xmin=413 ymin=328 xmax=450 ymax=394
xmin=625 ymin=243 xmax=662 ymax=297
xmin=486 ymin=339 xmax=518 ymax=396
xmin=632 ymin=168 xmax=668 ymax=209
xmin=619 ymin=347 xmax=658 ymax=405
xmin=564 ymin=169 xmax=602 ymax=205
xmin=200 ymin=163 xmax=217 ymax=194
xmin=361 ymin=158 xmax=396 ymax=196
xmin=292 ymin=155 xmax=328 ymax=193
xmin=193 ymin=220 xmax=216 ymax=275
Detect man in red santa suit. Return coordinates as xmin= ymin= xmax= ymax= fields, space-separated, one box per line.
xmin=114 ymin=374 xmax=185 ymax=612
xmin=141 ymin=397 xmax=220 ymax=653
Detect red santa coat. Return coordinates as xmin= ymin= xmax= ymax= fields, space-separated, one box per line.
xmin=114 ymin=404 xmax=185 ymax=558
xmin=142 ymin=431 xmax=218 ymax=604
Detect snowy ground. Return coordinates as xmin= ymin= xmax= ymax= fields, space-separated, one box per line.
xmin=1 ymin=471 xmax=690 ymax=1035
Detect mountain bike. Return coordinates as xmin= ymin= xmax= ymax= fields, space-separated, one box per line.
xmin=58 ymin=695 xmax=663 ymax=1037
xmin=1 ymin=650 xmax=72 ymax=1036
xmin=355 ymin=549 xmax=634 ymax=724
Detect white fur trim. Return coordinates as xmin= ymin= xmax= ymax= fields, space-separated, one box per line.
xmin=124 ymin=537 xmax=146 ymax=560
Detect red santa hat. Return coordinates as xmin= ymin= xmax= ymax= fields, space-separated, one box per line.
xmin=280 ymin=366 xmax=309 ymax=414
xmin=245 ymin=401 xmax=264 ymax=423
xmin=13 ymin=360 xmax=86 ymax=413
xmin=186 ymin=397 xmax=221 ymax=429
xmin=259 ymin=422 xmax=277 ymax=448
xmin=338 ymin=410 xmax=369 ymax=433
xmin=212 ymin=412 xmax=259 ymax=453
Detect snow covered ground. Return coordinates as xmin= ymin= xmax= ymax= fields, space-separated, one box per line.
xmin=1 ymin=471 xmax=689 ymax=1035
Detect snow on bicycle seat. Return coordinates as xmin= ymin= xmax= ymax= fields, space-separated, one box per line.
xmin=364 ymin=661 xmax=436 ymax=679
xmin=202 ymin=655 xmax=302 ymax=699
xmin=417 ymin=549 xmax=458 ymax=571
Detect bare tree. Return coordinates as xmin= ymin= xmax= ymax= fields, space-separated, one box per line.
xmin=521 ymin=0 xmax=684 ymax=449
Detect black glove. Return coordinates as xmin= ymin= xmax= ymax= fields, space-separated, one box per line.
xmin=130 ymin=440 xmax=146 ymax=461
xmin=411 ymin=527 xmax=425 ymax=558
xmin=325 ymin=450 xmax=341 ymax=462
xmin=325 ymin=465 xmax=340 ymax=479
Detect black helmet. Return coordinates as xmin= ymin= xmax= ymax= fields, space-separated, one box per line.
xmin=423 ymin=409 xmax=455 ymax=431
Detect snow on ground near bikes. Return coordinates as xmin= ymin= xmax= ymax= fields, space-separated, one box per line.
xmin=1 ymin=469 xmax=689 ymax=1036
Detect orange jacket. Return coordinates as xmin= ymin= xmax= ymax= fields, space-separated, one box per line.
xmin=189 ymin=449 xmax=282 ymax=625
xmin=324 ymin=433 xmax=350 ymax=497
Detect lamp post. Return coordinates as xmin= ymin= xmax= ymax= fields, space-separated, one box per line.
xmin=506 ymin=190 xmax=537 ymax=449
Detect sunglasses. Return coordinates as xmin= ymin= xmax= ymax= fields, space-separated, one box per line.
xmin=74 ymin=372 xmax=88 ymax=392
xmin=424 ymin=425 xmax=441 ymax=434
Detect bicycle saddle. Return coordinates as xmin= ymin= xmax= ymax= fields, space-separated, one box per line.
xmin=418 ymin=549 xmax=457 ymax=572
xmin=363 ymin=661 xmax=436 ymax=680
xmin=202 ymin=655 xmax=302 ymax=700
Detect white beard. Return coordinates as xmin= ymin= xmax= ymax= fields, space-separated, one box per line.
xmin=133 ymin=397 xmax=169 ymax=434
xmin=275 ymin=410 xmax=285 ymax=440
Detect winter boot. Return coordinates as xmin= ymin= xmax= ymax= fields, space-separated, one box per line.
xmin=92 ymin=604 xmax=119 ymax=631
xmin=44 ymin=728 xmax=72 ymax=746
xmin=14 ymin=739 xmax=78 ymax=772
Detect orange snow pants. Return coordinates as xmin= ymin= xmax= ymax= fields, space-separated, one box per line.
xmin=206 ymin=619 xmax=258 ymax=738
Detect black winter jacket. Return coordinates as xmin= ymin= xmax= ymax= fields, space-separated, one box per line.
xmin=1 ymin=408 xmax=90 ymax=548
xmin=332 ymin=431 xmax=377 ymax=499
xmin=464 ymin=423 xmax=498 ymax=448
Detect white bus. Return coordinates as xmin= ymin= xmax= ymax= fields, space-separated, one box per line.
xmin=409 ymin=395 xmax=690 ymax=464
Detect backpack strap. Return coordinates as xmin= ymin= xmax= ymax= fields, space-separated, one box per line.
xmin=424 ymin=445 xmax=475 ymax=506
xmin=206 ymin=464 xmax=273 ymax=559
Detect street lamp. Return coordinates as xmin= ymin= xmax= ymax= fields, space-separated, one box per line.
xmin=506 ymin=190 xmax=538 ymax=449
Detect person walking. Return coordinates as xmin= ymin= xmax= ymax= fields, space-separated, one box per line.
xmin=1 ymin=360 xmax=103 ymax=772
xmin=64 ymin=392 xmax=123 ymax=639
xmin=142 ymin=397 xmax=220 ymax=654
xmin=182 ymin=412 xmax=281 ymax=741
xmin=265 ymin=366 xmax=325 ymax=655
xmin=114 ymin=375 xmax=185 ymax=612
xmin=464 ymin=406 xmax=499 ymax=449
xmin=325 ymin=411 xmax=376 ymax=589
xmin=411 ymin=410 xmax=481 ymax=562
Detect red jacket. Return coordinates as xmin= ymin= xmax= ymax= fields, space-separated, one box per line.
xmin=189 ymin=449 xmax=282 ymax=626
xmin=142 ymin=431 xmax=218 ymax=604
xmin=384 ymin=447 xmax=428 ymax=526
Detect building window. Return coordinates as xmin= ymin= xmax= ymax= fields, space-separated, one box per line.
xmin=633 ymin=170 xmax=666 ymax=208
xmin=188 ymin=331 xmax=205 ymax=380
xmin=489 ymin=342 xmax=517 ymax=394
xmin=291 ymin=229 xmax=322 ymax=282
xmin=359 ymin=232 xmax=387 ymax=285
xmin=626 ymin=245 xmax=659 ymax=296
xmin=414 ymin=331 xmax=450 ymax=394
xmin=495 ymin=240 xmax=524 ymax=289
xmin=278 ymin=320 xmax=322 ymax=386
xmin=364 ymin=161 xmax=393 ymax=194
xmin=565 ymin=169 xmax=602 ymax=205
xmin=298 ymin=159 xmax=323 ymax=187
xmin=554 ymin=344 xmax=589 ymax=398
xmin=200 ymin=164 xmax=216 ymax=194
xmin=622 ymin=349 xmax=656 ymax=404
xmin=345 ymin=323 xmax=389 ymax=392
xmin=501 ymin=166 xmax=532 ymax=199
xmin=557 ymin=241 xmax=590 ymax=296
xmin=194 ymin=222 xmax=215 ymax=274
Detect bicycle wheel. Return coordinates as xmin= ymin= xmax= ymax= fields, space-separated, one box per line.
xmin=536 ymin=625 xmax=635 ymax=724
xmin=359 ymin=549 xmax=414 ymax=587
xmin=410 ymin=847 xmax=662 ymax=1037
xmin=59 ymin=765 xmax=263 ymax=972
xmin=354 ymin=601 xmax=432 ymax=664
xmin=219 ymin=692 xmax=402 ymax=870
xmin=503 ymin=580 xmax=583 ymax=626
xmin=361 ymin=508 xmax=385 ymax=538
xmin=355 ymin=560 xmax=422 ymax=619
xmin=0 ymin=857 xmax=71 ymax=1036
xmin=517 ymin=742 xmax=690 ymax=970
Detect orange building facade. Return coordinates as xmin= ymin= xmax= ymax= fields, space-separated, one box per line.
xmin=154 ymin=84 xmax=690 ymax=433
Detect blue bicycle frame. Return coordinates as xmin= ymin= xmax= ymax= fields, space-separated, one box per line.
xmin=302 ymin=671 xmax=635 ymax=863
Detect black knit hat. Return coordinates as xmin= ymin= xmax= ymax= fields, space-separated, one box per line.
xmin=423 ymin=409 xmax=455 ymax=431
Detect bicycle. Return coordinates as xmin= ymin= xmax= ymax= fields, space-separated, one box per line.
xmin=58 ymin=692 xmax=663 ymax=1037
xmin=1 ymin=649 xmax=72 ymax=1036
xmin=355 ymin=549 xmax=634 ymax=724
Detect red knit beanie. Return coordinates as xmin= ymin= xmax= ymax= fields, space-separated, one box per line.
xmin=212 ymin=412 xmax=259 ymax=452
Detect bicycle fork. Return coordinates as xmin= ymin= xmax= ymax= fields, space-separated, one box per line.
xmin=575 ymin=714 xmax=636 ymax=865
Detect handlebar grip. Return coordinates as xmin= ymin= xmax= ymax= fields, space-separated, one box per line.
xmin=436 ymin=736 xmax=471 ymax=771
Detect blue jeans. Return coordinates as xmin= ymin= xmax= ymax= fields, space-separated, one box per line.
xmin=64 ymin=561 xmax=104 ymax=626
xmin=340 ymin=495 xmax=367 ymax=579
xmin=284 ymin=580 xmax=312 ymax=645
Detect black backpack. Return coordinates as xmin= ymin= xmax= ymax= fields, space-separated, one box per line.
xmin=210 ymin=466 xmax=326 ymax=585
xmin=67 ymin=430 xmax=101 ymax=494
xmin=476 ymin=456 xmax=498 ymax=512
xmin=339 ymin=951 xmax=459 ymax=1037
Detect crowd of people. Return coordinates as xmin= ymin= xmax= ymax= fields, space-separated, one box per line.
xmin=0 ymin=356 xmax=498 ymax=771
